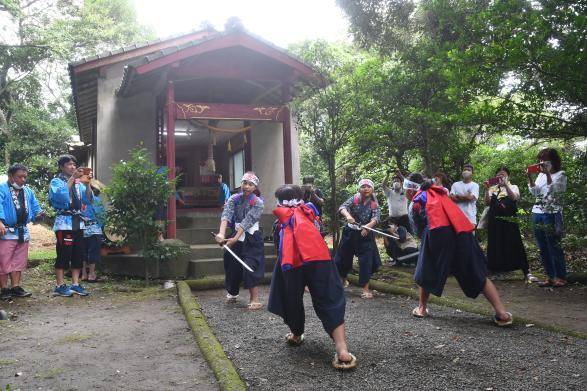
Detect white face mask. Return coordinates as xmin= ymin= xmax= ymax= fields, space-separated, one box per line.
xmin=11 ymin=182 xmax=24 ymax=190
xmin=462 ymin=170 xmax=473 ymax=179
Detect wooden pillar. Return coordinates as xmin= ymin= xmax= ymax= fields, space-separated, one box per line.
xmin=282 ymin=84 xmax=293 ymax=184
xmin=166 ymin=81 xmax=177 ymax=239
xmin=244 ymin=120 xmax=252 ymax=171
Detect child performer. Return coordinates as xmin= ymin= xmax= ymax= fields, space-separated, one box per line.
xmin=268 ymin=185 xmax=356 ymax=370
xmin=405 ymin=173 xmax=513 ymax=326
xmin=49 ymin=155 xmax=93 ymax=297
xmin=334 ymin=178 xmax=381 ymax=299
xmin=81 ymin=181 xmax=105 ymax=282
xmin=215 ymin=172 xmax=265 ymax=310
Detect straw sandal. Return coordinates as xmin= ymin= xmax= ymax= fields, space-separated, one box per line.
xmin=412 ymin=307 xmax=429 ymax=318
xmin=361 ymin=291 xmax=373 ymax=299
xmin=332 ymin=353 xmax=357 ymax=370
xmin=247 ymin=302 xmax=263 ymax=310
xmin=493 ymin=312 xmax=513 ymax=327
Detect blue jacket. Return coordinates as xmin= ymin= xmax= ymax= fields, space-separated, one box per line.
xmin=0 ymin=182 xmax=42 ymax=241
xmin=49 ymin=177 xmax=92 ymax=231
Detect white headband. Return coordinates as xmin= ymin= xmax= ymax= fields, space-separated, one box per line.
xmin=241 ymin=172 xmax=259 ymax=186
xmin=278 ymin=199 xmax=302 ymax=207
xmin=358 ymin=178 xmax=374 ymax=189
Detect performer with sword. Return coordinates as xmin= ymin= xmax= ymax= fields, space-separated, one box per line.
xmin=215 ymin=172 xmax=265 ymax=310
xmin=334 ymin=178 xmax=382 ymax=299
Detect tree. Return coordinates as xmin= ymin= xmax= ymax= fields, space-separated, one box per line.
xmin=291 ymin=40 xmax=367 ymax=248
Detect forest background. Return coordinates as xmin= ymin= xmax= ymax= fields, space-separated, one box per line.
xmin=1 ymin=0 xmax=585 ymax=271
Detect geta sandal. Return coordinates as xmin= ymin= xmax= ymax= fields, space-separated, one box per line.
xmin=332 ymin=352 xmax=357 ymax=370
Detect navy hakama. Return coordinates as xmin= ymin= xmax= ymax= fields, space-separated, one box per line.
xmin=268 ymin=259 xmax=346 ymax=337
xmin=224 ymin=230 xmax=265 ymax=295
xmin=414 ymin=226 xmax=487 ymax=298
xmin=334 ymin=226 xmax=381 ymax=286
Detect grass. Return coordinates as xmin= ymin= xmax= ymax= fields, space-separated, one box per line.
xmin=59 ymin=333 xmax=93 ymax=343
xmin=0 ymin=359 xmax=17 ymax=365
xmin=35 ymin=367 xmax=64 ymax=379
xmin=28 ymin=249 xmax=56 ymax=260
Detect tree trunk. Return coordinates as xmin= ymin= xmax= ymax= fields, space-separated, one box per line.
xmin=327 ymin=156 xmax=340 ymax=250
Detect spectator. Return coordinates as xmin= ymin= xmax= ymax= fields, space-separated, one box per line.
xmin=449 ymin=163 xmax=479 ymax=225
xmin=433 ymin=171 xmax=450 ymax=193
xmin=382 ymin=171 xmax=411 ymax=233
xmin=484 ymin=166 xmax=538 ymax=283
xmin=527 ymin=148 xmax=568 ymax=287
xmin=81 ymin=181 xmax=105 ymax=283
xmin=217 ymin=174 xmax=231 ymax=206
xmin=0 ymin=164 xmax=44 ymax=300
xmin=301 ymin=175 xmax=326 ymax=236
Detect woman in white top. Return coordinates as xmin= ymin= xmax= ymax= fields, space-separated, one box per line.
xmin=527 ymin=148 xmax=568 ymax=288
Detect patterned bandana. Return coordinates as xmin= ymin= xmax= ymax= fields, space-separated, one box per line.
xmin=278 ymin=199 xmax=302 ymax=207
xmin=241 ymin=172 xmax=259 ymax=186
xmin=358 ymin=178 xmax=374 ymax=189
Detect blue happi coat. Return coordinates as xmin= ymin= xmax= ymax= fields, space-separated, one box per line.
xmin=0 ymin=182 xmax=42 ymax=241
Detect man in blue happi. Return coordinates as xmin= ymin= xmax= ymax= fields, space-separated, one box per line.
xmin=0 ymin=164 xmax=44 ymax=300
xmin=49 ymin=155 xmax=94 ymax=297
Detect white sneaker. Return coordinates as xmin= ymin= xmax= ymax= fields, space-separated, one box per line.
xmin=525 ymin=273 xmax=539 ymax=283
xmin=226 ymin=293 xmax=239 ymax=303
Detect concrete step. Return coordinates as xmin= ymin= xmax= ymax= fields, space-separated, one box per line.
xmin=188 ymin=255 xmax=277 ymax=279
xmin=177 ymin=214 xmax=276 ymax=230
xmin=190 ymin=243 xmax=277 ymax=259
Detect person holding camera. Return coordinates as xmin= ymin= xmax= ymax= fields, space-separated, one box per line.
xmin=527 ymin=148 xmax=567 ymax=288
xmin=484 ymin=166 xmax=537 ymax=283
xmin=301 ymin=176 xmax=326 ymax=236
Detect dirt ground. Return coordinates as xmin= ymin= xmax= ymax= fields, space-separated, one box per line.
xmin=27 ymin=223 xmax=56 ymax=251
xmin=0 ymin=279 xmax=218 ymax=391
xmin=195 ymin=286 xmax=586 ymax=391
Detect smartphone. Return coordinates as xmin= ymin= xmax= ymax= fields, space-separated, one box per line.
xmin=80 ymin=167 xmax=92 ymax=183
xmin=487 ymin=176 xmax=501 ymax=186
xmin=527 ymin=164 xmax=541 ymax=174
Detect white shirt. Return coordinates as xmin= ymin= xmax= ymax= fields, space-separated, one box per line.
xmin=529 ymin=171 xmax=567 ymax=214
xmin=383 ymin=186 xmax=408 ymax=217
xmin=450 ymin=181 xmax=479 ymax=224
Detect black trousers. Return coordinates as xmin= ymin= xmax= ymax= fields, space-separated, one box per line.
xmin=334 ymin=226 xmax=381 ymax=286
xmin=224 ymin=231 xmax=265 ymax=295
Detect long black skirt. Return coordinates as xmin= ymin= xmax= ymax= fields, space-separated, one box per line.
xmin=224 ymin=230 xmax=265 ymax=295
xmin=487 ymin=214 xmax=529 ymax=274
xmin=268 ymin=259 xmax=346 ymax=337
xmin=334 ymin=226 xmax=381 ymax=286
xmin=414 ymin=226 xmax=487 ymax=298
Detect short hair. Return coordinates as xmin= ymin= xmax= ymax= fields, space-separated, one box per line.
xmin=462 ymin=163 xmax=474 ymax=172
xmin=433 ymin=171 xmax=449 ymax=185
xmin=8 ymin=163 xmax=27 ymax=176
xmin=57 ymin=154 xmax=77 ymax=168
xmin=216 ymin=174 xmax=222 ymax=179
xmin=494 ymin=166 xmax=510 ymax=176
xmin=302 ymin=175 xmax=315 ymax=185
xmin=537 ymin=148 xmax=562 ymax=172
xmin=407 ymin=172 xmax=424 ymax=184
xmin=275 ymin=184 xmax=303 ymax=202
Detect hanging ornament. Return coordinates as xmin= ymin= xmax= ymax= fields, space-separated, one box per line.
xmin=212 ymin=130 xmax=217 ymax=146
xmin=205 ymin=129 xmax=216 ymax=172
xmin=243 ymin=133 xmax=247 ymax=144
xmin=227 ymin=139 xmax=232 ymax=152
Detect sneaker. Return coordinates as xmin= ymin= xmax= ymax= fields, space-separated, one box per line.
xmin=525 ymin=273 xmax=539 ymax=283
xmin=69 ymin=284 xmax=89 ymax=296
xmin=226 ymin=293 xmax=239 ymax=303
xmin=10 ymin=286 xmax=32 ymax=298
xmin=53 ymin=284 xmax=74 ymax=297
xmin=1 ymin=288 xmax=12 ymax=301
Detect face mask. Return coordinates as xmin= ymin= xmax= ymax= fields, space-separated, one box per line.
xmin=462 ymin=171 xmax=472 ymax=179
xmin=11 ymin=182 xmax=23 ymax=190
xmin=393 ymin=182 xmax=401 ymax=190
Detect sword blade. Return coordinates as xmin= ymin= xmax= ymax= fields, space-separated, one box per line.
xmin=223 ymin=244 xmax=255 ymax=273
xmin=360 ymin=225 xmax=400 ymax=240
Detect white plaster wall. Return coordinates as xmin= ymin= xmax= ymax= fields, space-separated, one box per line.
xmin=250 ymin=121 xmax=284 ymax=209
xmin=96 ymin=65 xmax=157 ymax=183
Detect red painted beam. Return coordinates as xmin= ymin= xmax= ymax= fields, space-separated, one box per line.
xmin=175 ymin=102 xmax=287 ymax=121
xmin=166 ymin=81 xmax=177 ymax=239
xmin=282 ymin=106 xmax=293 ymax=184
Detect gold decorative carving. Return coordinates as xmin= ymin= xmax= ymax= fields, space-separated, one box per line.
xmin=252 ymin=106 xmax=284 ymax=119
xmin=176 ymin=103 xmax=211 ymax=117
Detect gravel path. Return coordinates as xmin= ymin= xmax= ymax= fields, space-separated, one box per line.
xmin=0 ymin=293 xmax=218 ymax=391
xmin=195 ymin=286 xmax=586 ymax=391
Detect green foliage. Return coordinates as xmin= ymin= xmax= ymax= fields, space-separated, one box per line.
xmin=105 ymin=147 xmax=174 ymax=253
xmin=142 ymin=239 xmax=190 ymax=263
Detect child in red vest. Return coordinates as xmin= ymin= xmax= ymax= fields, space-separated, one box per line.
xmin=268 ymin=184 xmax=356 ymax=370
xmin=334 ymin=178 xmax=382 ymax=299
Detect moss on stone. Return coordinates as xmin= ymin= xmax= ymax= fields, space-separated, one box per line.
xmin=177 ymin=281 xmax=247 ymax=391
